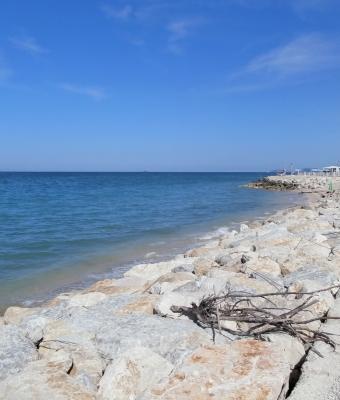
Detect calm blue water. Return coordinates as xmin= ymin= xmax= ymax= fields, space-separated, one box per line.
xmin=0 ymin=172 xmax=302 ymax=308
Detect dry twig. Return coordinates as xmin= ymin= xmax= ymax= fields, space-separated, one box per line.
xmin=171 ymin=285 xmax=340 ymax=354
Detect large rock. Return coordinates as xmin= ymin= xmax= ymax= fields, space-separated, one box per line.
xmin=193 ymin=257 xmax=218 ymax=276
xmin=39 ymin=319 xmax=106 ymax=391
xmin=214 ymin=253 xmax=233 ymax=267
xmin=85 ymin=277 xmax=147 ymax=295
xmin=286 ymin=218 xmax=332 ymax=235
xmin=296 ymin=241 xmax=332 ymax=260
xmin=20 ymin=314 xmax=49 ymax=344
xmin=117 ymin=294 xmax=159 ymax=315
xmin=220 ymin=272 xmax=275 ymax=294
xmin=245 ymin=255 xmax=282 ymax=277
xmin=141 ymin=339 xmax=300 ymax=400
xmin=259 ymin=245 xmax=294 ymax=266
xmin=0 ymin=325 xmax=38 ymax=382
xmin=68 ymin=292 xmax=108 ymax=308
xmin=92 ymin=313 xmax=212 ymax=366
xmin=16 ymin=295 xmax=103 ymax=345
xmin=184 ymin=247 xmax=217 ymax=258
xmin=97 ymin=346 xmax=173 ymax=400
xmin=0 ymin=358 xmax=95 ymax=400
xmin=147 ymin=272 xmax=196 ymax=295
xmin=262 ymin=234 xmax=301 ymax=250
xmin=198 ymin=275 xmax=233 ymax=294
xmin=263 ymin=333 xmax=305 ymax=366
xmin=39 ymin=349 xmax=73 ymax=373
xmin=285 ymin=265 xmax=338 ymax=284
xmin=174 ymin=270 xmax=275 ymax=298
xmin=68 ymin=347 xmax=105 ymax=391
xmin=125 ymin=259 xmax=192 ymax=282
xmin=173 ymin=275 xmax=230 ymax=296
xmin=254 ymin=224 xmax=300 ymax=249
xmin=3 ymin=306 xmax=39 ymax=325
xmin=35 ymin=298 xmax=212 ymax=367
xmin=171 ymin=264 xmax=194 ymax=273
xmin=289 ymin=296 xmax=340 ymax=400
xmin=154 ymin=292 xmax=201 ymax=318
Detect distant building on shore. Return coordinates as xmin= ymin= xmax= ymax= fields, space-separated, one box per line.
xmin=272 ymin=165 xmax=340 ymax=177
xmin=323 ymin=166 xmax=340 ymax=174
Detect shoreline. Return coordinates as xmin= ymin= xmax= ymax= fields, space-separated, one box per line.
xmin=1 ymin=176 xmax=340 ymax=399
xmin=247 ymin=174 xmax=340 ymax=193
xmin=0 ymin=187 xmax=303 ymax=312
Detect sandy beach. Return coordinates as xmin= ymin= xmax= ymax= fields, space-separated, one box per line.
xmin=1 ymin=175 xmax=340 ymax=400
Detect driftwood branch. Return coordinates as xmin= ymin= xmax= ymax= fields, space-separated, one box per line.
xmin=171 ymin=285 xmax=340 ymax=354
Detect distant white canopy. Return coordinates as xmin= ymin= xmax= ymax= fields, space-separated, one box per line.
xmin=323 ymin=166 xmax=340 ymax=172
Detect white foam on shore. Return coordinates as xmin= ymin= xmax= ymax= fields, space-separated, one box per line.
xmin=144 ymin=251 xmax=157 ymax=259
xmin=199 ymin=227 xmax=230 ymax=240
xmin=21 ymin=299 xmax=37 ymax=307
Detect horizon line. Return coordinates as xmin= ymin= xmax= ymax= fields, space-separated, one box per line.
xmin=0 ymin=170 xmax=270 ymax=174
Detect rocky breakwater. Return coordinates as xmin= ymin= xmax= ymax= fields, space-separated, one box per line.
xmin=248 ymin=174 xmax=340 ymax=192
xmin=2 ymin=193 xmax=340 ymax=399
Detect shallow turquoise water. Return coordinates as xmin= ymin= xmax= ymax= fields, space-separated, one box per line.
xmin=0 ymin=172 xmax=302 ymax=307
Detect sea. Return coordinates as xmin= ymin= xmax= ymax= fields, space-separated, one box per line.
xmin=0 ymin=172 xmax=303 ymax=310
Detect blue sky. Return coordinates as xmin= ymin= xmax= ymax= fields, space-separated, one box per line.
xmin=1 ymin=0 xmax=340 ymax=171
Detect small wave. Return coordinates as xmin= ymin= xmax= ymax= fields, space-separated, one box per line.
xmin=22 ymin=298 xmax=43 ymax=307
xmin=144 ymin=251 xmax=157 ymax=259
xmin=199 ymin=227 xmax=230 ymax=240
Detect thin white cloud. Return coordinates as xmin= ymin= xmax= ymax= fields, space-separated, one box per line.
xmin=101 ymin=4 xmax=133 ymax=20
xmin=60 ymin=83 xmax=106 ymax=101
xmin=168 ymin=18 xmax=204 ymax=41
xmin=246 ymin=34 xmax=340 ymax=75
xmin=167 ymin=17 xmax=205 ymax=54
xmin=9 ymin=35 xmax=48 ymax=55
xmin=101 ymin=2 xmax=183 ymax=23
xmin=100 ymin=3 xmax=206 ymax=52
xmin=228 ymin=34 xmax=340 ymax=92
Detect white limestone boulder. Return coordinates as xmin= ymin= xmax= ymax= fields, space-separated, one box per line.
xmin=125 ymin=259 xmax=192 ymax=282
xmin=91 ymin=313 xmax=213 ymax=366
xmin=0 ymin=325 xmax=38 ymax=382
xmin=0 ymin=358 xmax=95 ymax=400
xmin=141 ymin=339 xmax=299 ymax=400
xmin=147 ymin=272 xmax=196 ymax=295
xmin=68 ymin=292 xmax=108 ymax=308
xmin=154 ymin=291 xmax=201 ymax=318
xmin=3 ymin=306 xmax=39 ymax=325
xmin=85 ymin=276 xmax=148 ymax=295
xmin=97 ymin=346 xmax=173 ymax=400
